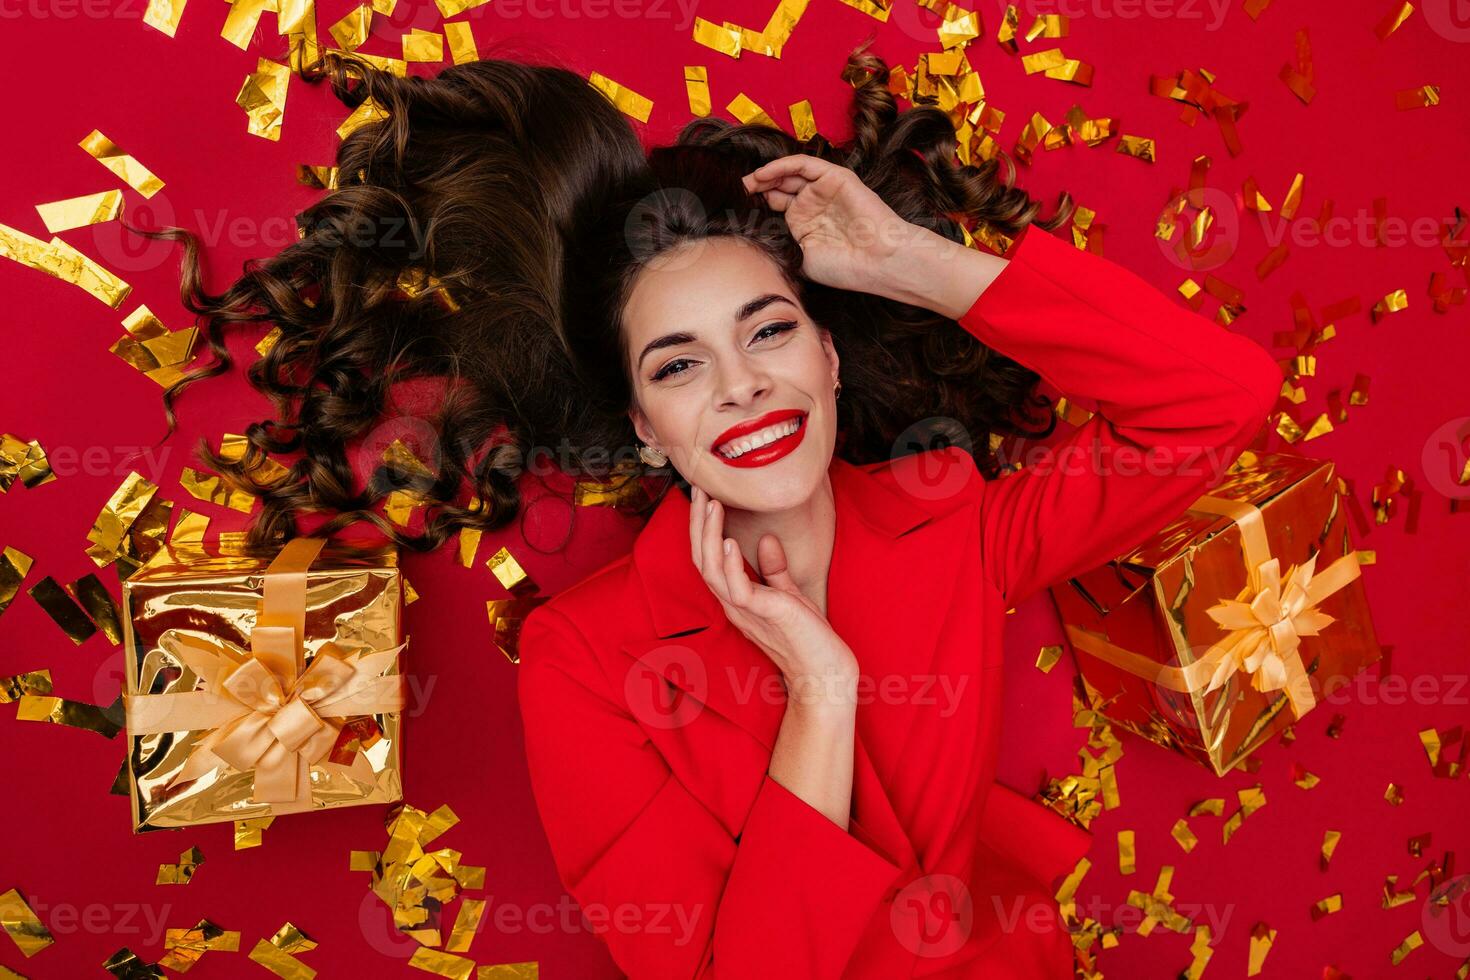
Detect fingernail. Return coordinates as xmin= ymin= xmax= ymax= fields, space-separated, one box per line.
xmin=723 ymin=540 xmax=732 ymax=555
xmin=706 ymin=501 xmax=713 ymax=515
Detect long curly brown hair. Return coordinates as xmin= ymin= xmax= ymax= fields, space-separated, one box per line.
xmin=143 ymin=44 xmax=1072 ymax=556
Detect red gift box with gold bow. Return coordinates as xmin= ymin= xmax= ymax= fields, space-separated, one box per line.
xmin=120 ymin=536 xmax=407 ymax=831
xmin=1050 ymin=451 xmax=1383 ymax=775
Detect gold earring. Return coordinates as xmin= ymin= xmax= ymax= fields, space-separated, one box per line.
xmin=833 ymin=378 xmax=843 ymax=400
xmin=638 ymin=442 xmax=668 ymax=468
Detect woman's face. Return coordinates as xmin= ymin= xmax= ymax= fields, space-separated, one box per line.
xmin=625 ymin=235 xmax=840 ymax=511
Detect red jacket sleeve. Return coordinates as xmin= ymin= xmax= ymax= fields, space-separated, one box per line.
xmin=957 ymin=224 xmax=1281 ymax=606
xmin=517 ymin=603 xmax=904 ymax=979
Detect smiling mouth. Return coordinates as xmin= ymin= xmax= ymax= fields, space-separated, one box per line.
xmin=713 ymin=414 xmax=806 ymax=459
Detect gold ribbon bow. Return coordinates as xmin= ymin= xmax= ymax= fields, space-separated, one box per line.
xmin=124 ymin=537 xmax=406 ymax=805
xmin=1066 ymin=492 xmax=1361 ymax=720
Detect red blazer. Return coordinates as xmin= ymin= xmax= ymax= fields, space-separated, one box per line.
xmin=517 ymin=225 xmax=1281 ymax=979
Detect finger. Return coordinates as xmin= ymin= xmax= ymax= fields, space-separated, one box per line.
xmin=723 ymin=537 xmax=755 ymax=607
xmin=747 ymin=153 xmax=833 ymax=187
xmin=756 ymin=534 xmax=801 ymax=596
xmin=689 ymin=485 xmax=706 ymax=571
xmin=761 ymin=189 xmax=796 ymax=212
xmin=747 ymin=173 xmax=813 ymax=195
xmin=700 ymin=498 xmax=733 ymax=603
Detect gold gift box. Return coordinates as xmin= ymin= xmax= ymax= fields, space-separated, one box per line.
xmin=120 ymin=536 xmax=406 ymax=831
xmin=1051 ymin=451 xmax=1382 ymax=776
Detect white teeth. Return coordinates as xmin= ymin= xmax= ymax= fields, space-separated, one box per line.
xmin=716 ymin=417 xmax=802 ymax=459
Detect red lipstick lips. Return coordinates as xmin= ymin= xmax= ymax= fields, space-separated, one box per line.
xmin=711 ymin=409 xmax=807 ymax=469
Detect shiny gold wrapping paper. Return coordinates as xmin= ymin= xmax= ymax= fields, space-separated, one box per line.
xmin=120 ymin=538 xmax=404 ymax=831
xmin=1051 ymin=452 xmax=1382 ymax=775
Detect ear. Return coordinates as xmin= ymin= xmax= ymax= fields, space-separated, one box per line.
xmin=628 ymin=405 xmax=658 ymax=449
xmin=818 ymin=326 xmax=840 ymax=386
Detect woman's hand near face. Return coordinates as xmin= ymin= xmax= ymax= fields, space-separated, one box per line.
xmin=689 ymin=484 xmax=858 ymax=708
xmin=743 ymin=153 xmax=1006 ymax=321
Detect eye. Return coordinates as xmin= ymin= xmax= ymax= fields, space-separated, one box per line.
xmin=651 ymin=357 xmax=695 ymax=382
xmin=753 ymin=320 xmax=798 ymax=343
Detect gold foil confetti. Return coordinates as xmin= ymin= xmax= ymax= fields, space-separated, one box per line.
xmin=1375 ymin=1 xmax=1415 ymax=39
xmin=0 ymin=669 xmax=51 ymax=702
xmin=67 ymin=572 xmax=122 ymax=644
xmin=221 ymin=0 xmax=277 ymax=49
xmin=727 ymin=93 xmax=777 ymax=128
xmin=1116 ymin=135 xmax=1155 ymax=162
xmin=1384 ymin=782 xmax=1405 ymax=805
xmin=237 ymin=58 xmax=291 ymax=141
xmin=110 ymin=305 xmax=200 ymax=389
xmin=0 ymin=888 xmax=54 ymax=957
xmin=684 ymin=66 xmax=711 ymax=116
xmin=409 ymin=948 xmax=476 ymax=979
xmin=219 ymin=433 xmax=292 ymax=486
xmin=0 ymin=546 xmax=35 ymax=617
xmin=1408 ymin=831 xmax=1431 ymax=857
xmin=160 ymin=919 xmax=240 ymax=972
xmin=35 ymin=190 xmax=124 ymax=233
xmin=328 ymin=4 xmax=371 ymax=50
xmin=1390 ymin=928 xmax=1423 ymax=965
xmin=180 ymin=466 xmax=255 ymax=513
xmin=1394 ymin=85 xmax=1439 ymax=109
xmin=269 ymin=923 xmax=316 ymax=956
xmin=1321 ymin=830 xmax=1341 ymax=869
xmin=1247 ymin=921 xmax=1276 ymax=975
xmin=0 ymin=223 xmax=133 ymax=309
xmin=1035 ymin=644 xmax=1063 ymax=673
xmin=789 ymin=100 xmax=816 ymax=141
xmin=144 ymin=0 xmax=189 ymax=36
xmin=486 ymin=596 xmax=544 ymax=663
xmin=476 ymin=965 xmax=537 ymax=979
xmin=444 ymin=22 xmax=478 ymax=63
xmin=28 ymin=575 xmax=99 ymax=644
xmin=486 ymin=547 xmax=533 ymax=595
xmin=156 ymin=846 xmax=205 ymax=885
xmin=17 ymin=694 xmax=121 ymax=737
xmin=404 ymin=29 xmax=445 ymax=63
xmin=444 ymin=899 xmax=485 ymax=953
xmin=337 ymin=97 xmax=390 ymax=140
xmin=1371 ymin=288 xmax=1408 ymax=321
xmin=248 ymin=939 xmax=315 ymax=979
xmin=692 ymin=17 xmax=742 ymax=57
xmin=938 ymin=7 xmax=979 ymax=48
xmin=588 ymin=72 xmax=653 ymax=124
xmin=1171 ymin=818 xmax=1198 ymax=853
xmin=79 ymin=130 xmax=164 ymax=198
xmin=1117 ymin=830 xmax=1136 ymax=874
xmin=103 ymin=947 xmax=164 ymax=978
xmin=1420 ymin=727 xmax=1442 ymax=767
xmin=234 ymin=815 xmax=275 ymax=850
xmin=1311 ymin=893 xmax=1342 ymax=920
xmin=1 ymin=435 xmax=55 ymax=491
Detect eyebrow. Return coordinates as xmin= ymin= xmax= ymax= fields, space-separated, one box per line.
xmin=635 ymin=294 xmax=798 ymax=371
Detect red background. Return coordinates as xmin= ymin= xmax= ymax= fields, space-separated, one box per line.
xmin=2 ymin=0 xmax=1468 ymax=976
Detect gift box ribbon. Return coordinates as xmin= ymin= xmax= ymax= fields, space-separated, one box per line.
xmin=1065 ymin=491 xmax=1361 ymax=719
xmin=123 ymin=536 xmax=406 ymax=805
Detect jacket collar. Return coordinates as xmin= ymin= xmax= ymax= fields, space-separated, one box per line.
xmin=630 ymin=453 xmax=939 ymax=639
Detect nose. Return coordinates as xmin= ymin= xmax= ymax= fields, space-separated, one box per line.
xmin=713 ymin=358 xmax=772 ymax=409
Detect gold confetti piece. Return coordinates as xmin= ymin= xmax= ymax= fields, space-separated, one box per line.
xmin=144 ymin=0 xmax=189 ymax=36
xmin=328 ymin=4 xmax=371 ymax=50
xmin=1407 ymin=831 xmax=1431 ymax=856
xmin=727 ymin=93 xmax=778 ymax=128
xmin=1375 ymin=0 xmax=1414 ymax=39
xmin=337 ymin=96 xmax=390 ymax=140
xmin=1390 ymin=928 xmax=1423 ymax=965
xmin=219 ymin=433 xmax=292 ymax=485
xmin=0 ymin=224 xmax=133 ymax=308
xmin=1117 ymin=135 xmax=1155 ymax=162
xmin=249 ymin=939 xmax=315 ymax=979
xmin=179 ymin=466 xmax=255 ymax=513
xmin=404 ymin=578 xmax=419 ymax=604
xmin=169 ymin=508 xmax=209 ymax=546
xmin=476 ymin=964 xmax=538 ymax=980
xmin=692 ymin=17 xmax=742 ymax=57
xmin=1384 ymin=782 xmax=1405 ymax=805
xmin=28 ymin=575 xmax=99 ymax=644
xmin=159 ymin=919 xmax=240 ymax=972
xmin=17 ymin=694 xmax=121 ymax=737
xmin=444 ymin=897 xmax=485 ymax=953
xmin=403 ymin=28 xmax=445 ymax=63
xmin=1311 ymin=893 xmax=1342 ymax=920
xmin=234 ymin=815 xmax=275 ymax=850
xmin=67 ymin=572 xmax=122 ymax=644
xmin=0 ymin=545 xmax=35 ymax=617
xmin=1117 ymin=830 xmax=1135 ymax=874
xmin=269 ymin=923 xmax=316 ymax=956
xmin=1420 ymin=727 xmax=1442 ymax=767
xmin=110 ymin=305 xmax=200 ymax=388
xmin=789 ymin=100 xmax=816 ymax=142
xmin=588 ymin=72 xmax=653 ymax=124
xmin=156 ymin=846 xmax=205 ymax=885
xmin=1 ymin=669 xmax=51 ymax=703
xmin=1247 ymin=921 xmax=1276 ymax=976
xmin=35 ymin=190 xmax=124 ymax=234
xmin=410 ymin=947 xmax=475 ymax=979
xmin=103 ymin=947 xmax=164 ymax=978
xmin=1035 ymin=644 xmax=1063 ymax=673
xmin=237 ymin=58 xmax=291 ymax=142
xmin=1371 ymin=288 xmax=1408 ymax=321
xmin=79 ymin=130 xmax=164 ymax=198
xmin=0 ymin=888 xmax=54 ymax=957
xmin=1394 ymin=85 xmax=1439 ymax=109
xmin=1321 ymin=830 xmax=1341 ymax=869
xmin=684 ymin=66 xmax=711 ymax=117
xmin=444 ymin=21 xmax=478 ymax=64
xmin=938 ymin=7 xmax=979 ymax=48
xmin=486 ymin=596 xmax=543 ymax=663
xmin=1171 ymin=818 xmax=1198 ymax=853
xmin=1 ymin=434 xmax=55 ymax=491
xmin=220 ymin=0 xmax=276 ymax=48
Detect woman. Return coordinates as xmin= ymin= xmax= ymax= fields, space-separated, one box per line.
xmin=516 ymin=57 xmax=1281 ymax=980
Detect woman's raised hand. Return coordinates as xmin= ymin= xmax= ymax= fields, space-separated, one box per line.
xmin=689 ymin=484 xmax=858 ymax=707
